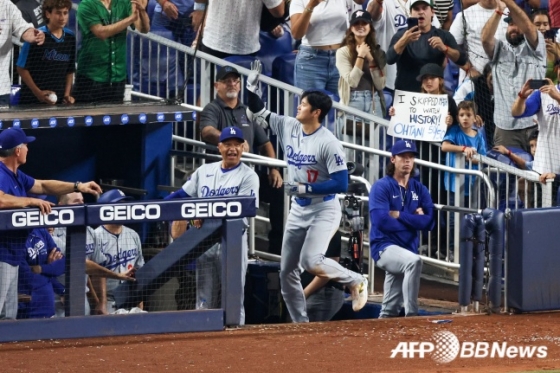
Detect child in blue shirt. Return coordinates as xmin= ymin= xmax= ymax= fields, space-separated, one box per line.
xmin=442 ymin=100 xmax=487 ymax=199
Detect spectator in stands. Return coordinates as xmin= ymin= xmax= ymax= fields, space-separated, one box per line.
xmin=367 ymin=0 xmax=441 ymax=96
xmin=512 ymin=77 xmax=560 ymax=177
xmin=52 ymin=192 xmax=136 ymax=317
xmin=441 ymin=100 xmax=487 ymax=210
xmin=386 ymin=0 xmax=467 ymax=93
xmin=432 ymin=0 xmax=454 ymax=30
xmin=74 ymin=0 xmax=150 ymax=103
xmin=91 ymin=189 xmax=145 ymax=314
xmin=336 ymin=10 xmax=387 ymax=119
xmin=152 ymin=0 xmax=195 ymax=46
xmin=200 ymin=65 xmax=284 ymax=255
xmin=166 ymin=127 xmax=259 ymax=324
xmin=290 ymin=0 xmax=365 ymax=93
xmin=13 ymin=0 xmax=46 ymax=27
xmin=369 ymin=140 xmax=434 ymax=318
xmin=454 ymin=63 xmax=496 ymax=149
xmin=0 ymin=127 xmax=102 ymax=319
xmin=531 ymin=9 xmax=560 ymax=84
xmin=493 ymin=130 xmax=538 ymax=171
xmin=0 ymin=3 xmax=45 ymax=106
xmin=17 ymin=228 xmax=65 ymax=319
xmin=481 ymin=0 xmax=546 ymax=152
xmin=449 ymin=0 xmax=507 ymax=82
xmin=195 ymin=0 xmax=285 ymax=58
xmin=17 ymin=0 xmax=76 ymax=105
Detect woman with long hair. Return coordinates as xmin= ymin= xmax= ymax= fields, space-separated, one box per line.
xmin=336 ymin=10 xmax=387 ymax=119
xmin=530 ymin=9 xmax=560 ymax=84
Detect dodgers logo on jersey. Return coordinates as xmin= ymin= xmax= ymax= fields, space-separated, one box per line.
xmin=200 ymin=185 xmax=241 ymax=197
xmin=411 ymin=191 xmax=419 ymax=201
xmin=286 ymin=145 xmax=317 ymax=169
xmin=334 ymin=153 xmax=344 ymax=166
xmin=546 ymin=104 xmax=560 ymax=115
xmin=395 ymin=14 xmax=407 ymax=28
xmin=104 ymin=247 xmax=140 ymax=270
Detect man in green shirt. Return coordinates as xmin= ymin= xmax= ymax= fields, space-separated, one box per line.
xmin=74 ymin=0 xmax=149 ymax=103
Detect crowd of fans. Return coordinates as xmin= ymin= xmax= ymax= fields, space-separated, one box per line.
xmin=2 ymin=0 xmax=560 ymax=321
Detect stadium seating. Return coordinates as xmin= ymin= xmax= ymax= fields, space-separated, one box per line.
xmin=257 ymin=31 xmax=293 ymax=76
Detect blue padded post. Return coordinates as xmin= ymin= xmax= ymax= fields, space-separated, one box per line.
xmin=472 ymin=214 xmax=486 ymax=302
xmin=458 ymin=213 xmax=476 ymax=307
xmin=483 ymin=208 xmax=505 ymax=312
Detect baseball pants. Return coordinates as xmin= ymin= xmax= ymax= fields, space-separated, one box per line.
xmin=0 ymin=262 xmax=18 ymax=320
xmin=376 ymin=245 xmax=422 ymax=317
xmin=280 ymin=198 xmax=363 ymax=323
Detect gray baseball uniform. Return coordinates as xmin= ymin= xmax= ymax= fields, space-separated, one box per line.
xmin=267 ymin=113 xmax=364 ymax=322
xmin=181 ymin=161 xmax=259 ymax=325
xmin=53 ymin=226 xmax=96 ymax=317
xmin=91 ymin=226 xmax=144 ymax=312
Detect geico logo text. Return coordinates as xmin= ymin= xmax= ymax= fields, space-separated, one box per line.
xmin=181 ymin=201 xmax=242 ymax=218
xmin=12 ymin=209 xmax=75 ymax=227
xmin=100 ymin=204 xmax=161 ymax=221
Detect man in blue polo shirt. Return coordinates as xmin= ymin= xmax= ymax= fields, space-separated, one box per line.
xmin=0 ymin=127 xmax=102 ymax=319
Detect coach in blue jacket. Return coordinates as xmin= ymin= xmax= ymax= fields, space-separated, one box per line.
xmin=369 ymin=140 xmax=435 ymax=318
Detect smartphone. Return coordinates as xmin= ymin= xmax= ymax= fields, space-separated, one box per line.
xmin=407 ymin=17 xmax=419 ymax=30
xmin=544 ymin=28 xmax=557 ymax=40
xmin=528 ymin=79 xmax=548 ymax=89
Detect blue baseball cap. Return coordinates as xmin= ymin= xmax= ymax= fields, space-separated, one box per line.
xmin=219 ymin=126 xmax=244 ymax=143
xmin=216 ymin=66 xmax=241 ymax=81
xmin=0 ymin=127 xmax=36 ymax=150
xmin=391 ymin=140 xmax=418 ymax=156
xmin=97 ymin=189 xmax=132 ymax=204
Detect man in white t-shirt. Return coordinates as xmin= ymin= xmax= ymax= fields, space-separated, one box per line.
xmin=197 ymin=0 xmax=285 ymax=58
xmin=367 ymin=0 xmax=440 ymax=93
xmin=450 ymin=0 xmax=508 ymax=82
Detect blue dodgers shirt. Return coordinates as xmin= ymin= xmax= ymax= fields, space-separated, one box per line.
xmin=0 ymin=162 xmax=36 ymax=265
xmin=369 ymin=175 xmax=435 ymax=262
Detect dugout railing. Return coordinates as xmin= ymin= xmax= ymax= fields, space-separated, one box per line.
xmin=0 ymin=197 xmax=255 ymax=343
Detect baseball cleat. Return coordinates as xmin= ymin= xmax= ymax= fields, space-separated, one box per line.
xmin=351 ymin=277 xmax=368 ymax=311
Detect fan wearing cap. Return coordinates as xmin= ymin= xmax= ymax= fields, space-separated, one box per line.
xmin=368 ymin=140 xmax=434 ymax=318
xmin=165 ymin=127 xmax=259 ymax=323
xmin=481 ymin=0 xmax=545 ymax=152
xmin=90 ymin=189 xmax=145 ymax=315
xmin=386 ymin=0 xmax=467 ymax=93
xmin=336 ymin=10 xmax=387 ymax=121
xmin=0 ymin=127 xmax=102 ymax=319
xmin=200 ymin=65 xmax=284 ymax=255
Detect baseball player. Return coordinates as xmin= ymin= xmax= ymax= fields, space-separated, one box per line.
xmin=369 ymin=140 xmax=435 ymax=317
xmin=91 ymin=189 xmax=145 ymax=314
xmin=245 ymin=63 xmax=368 ymax=323
xmin=166 ymin=126 xmax=259 ymax=325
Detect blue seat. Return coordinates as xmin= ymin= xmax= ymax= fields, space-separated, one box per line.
xmin=147 ymin=0 xmax=157 ymax=20
xmin=272 ymin=53 xmax=296 ymax=86
xmin=257 ymin=31 xmax=292 ymax=76
xmin=128 ymin=29 xmax=185 ymax=98
xmin=10 ymin=85 xmax=21 ymax=106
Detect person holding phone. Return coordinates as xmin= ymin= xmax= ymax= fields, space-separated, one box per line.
xmin=386 ymin=0 xmax=467 ymax=93
xmin=511 ymin=76 xmax=560 ymax=179
xmin=530 ymin=10 xmax=560 ymax=84
xmin=481 ymin=0 xmax=545 ymax=153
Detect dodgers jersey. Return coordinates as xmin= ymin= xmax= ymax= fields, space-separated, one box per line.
xmin=181 ymin=162 xmax=260 ymax=208
xmin=268 ymin=113 xmax=347 ymax=193
xmin=53 ymin=226 xmax=96 ymax=259
xmin=92 ymin=226 xmax=144 ymax=296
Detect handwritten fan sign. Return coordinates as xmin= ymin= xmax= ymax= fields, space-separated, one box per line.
xmin=388 ymin=90 xmax=448 ymax=142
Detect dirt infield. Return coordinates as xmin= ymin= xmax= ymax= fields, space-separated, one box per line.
xmin=1 ymin=312 xmax=560 ymax=373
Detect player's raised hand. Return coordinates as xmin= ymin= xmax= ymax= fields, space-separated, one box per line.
xmin=246 ymin=59 xmax=262 ymax=95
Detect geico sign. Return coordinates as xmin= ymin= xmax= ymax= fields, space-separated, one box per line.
xmin=181 ymin=201 xmax=242 ymax=218
xmin=100 ymin=204 xmax=161 ymax=221
xmin=12 ymin=209 xmax=75 ymax=227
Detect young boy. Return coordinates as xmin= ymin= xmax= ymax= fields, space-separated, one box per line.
xmin=442 ymin=100 xmax=488 ymax=199
xmin=16 ymin=0 xmax=75 ymax=105
xmin=493 ymin=130 xmax=538 ymax=171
